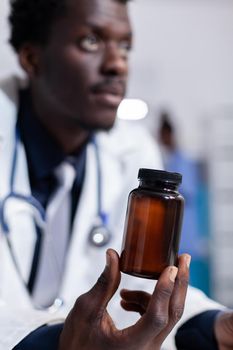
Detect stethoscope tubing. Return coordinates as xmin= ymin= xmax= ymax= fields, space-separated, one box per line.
xmin=92 ymin=136 xmax=108 ymax=225
xmin=0 ymin=128 xmax=110 ymax=241
xmin=0 ymin=127 xmax=46 ymax=234
xmin=0 ymin=125 xmax=112 ymax=309
xmin=0 ymin=192 xmax=46 ymax=233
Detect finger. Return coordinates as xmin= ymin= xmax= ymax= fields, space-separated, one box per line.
xmin=144 ymin=266 xmax=178 ymax=330
xmin=125 ymin=265 xmax=178 ymax=341
xmin=120 ymin=300 xmax=145 ymax=315
xmin=167 ymin=254 xmax=190 ymax=327
xmin=87 ymin=249 xmax=121 ymax=315
xmin=153 ymin=254 xmax=191 ymax=345
xmin=120 ymin=289 xmax=151 ymax=314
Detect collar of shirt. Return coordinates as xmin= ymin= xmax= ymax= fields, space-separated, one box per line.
xmin=18 ymin=88 xmax=69 ymax=181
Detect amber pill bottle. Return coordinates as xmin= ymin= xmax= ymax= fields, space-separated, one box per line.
xmin=120 ymin=168 xmax=184 ymax=279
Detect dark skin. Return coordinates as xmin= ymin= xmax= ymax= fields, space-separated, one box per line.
xmin=59 ymin=249 xmax=190 ymax=350
xmin=19 ymin=0 xmax=131 ymax=154
xmin=17 ymin=0 xmax=233 ymax=348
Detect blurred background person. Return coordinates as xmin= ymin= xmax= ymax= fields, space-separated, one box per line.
xmin=157 ymin=110 xmax=210 ymax=295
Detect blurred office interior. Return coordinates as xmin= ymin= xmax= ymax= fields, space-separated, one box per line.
xmin=0 ymin=0 xmax=233 ymax=306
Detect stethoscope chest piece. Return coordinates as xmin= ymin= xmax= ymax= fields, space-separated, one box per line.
xmin=88 ymin=216 xmax=111 ymax=247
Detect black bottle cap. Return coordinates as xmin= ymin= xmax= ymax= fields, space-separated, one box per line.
xmin=138 ymin=168 xmax=182 ymax=185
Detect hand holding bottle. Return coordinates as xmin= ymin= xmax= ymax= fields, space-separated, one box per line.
xmin=59 ymin=249 xmax=190 ymax=350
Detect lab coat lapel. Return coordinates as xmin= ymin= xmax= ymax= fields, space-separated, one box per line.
xmin=8 ymin=139 xmax=38 ymax=283
xmin=0 ymin=83 xmax=18 ymax=196
xmin=0 ymin=78 xmax=37 ymax=293
xmin=59 ymin=130 xmax=134 ymax=306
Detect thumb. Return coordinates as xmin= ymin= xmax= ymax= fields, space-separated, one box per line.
xmin=88 ymin=249 xmax=121 ymax=312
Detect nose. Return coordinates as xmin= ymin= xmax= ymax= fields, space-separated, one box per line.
xmin=101 ymin=42 xmax=128 ymax=77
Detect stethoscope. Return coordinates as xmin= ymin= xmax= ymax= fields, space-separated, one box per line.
xmin=0 ymin=126 xmax=112 ymax=309
xmin=0 ymin=127 xmax=46 ymax=234
xmin=0 ymin=127 xmax=111 ymax=246
xmin=88 ymin=136 xmax=112 ymax=247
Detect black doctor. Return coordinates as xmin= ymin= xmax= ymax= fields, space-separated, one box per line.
xmin=10 ymin=0 xmax=190 ymax=348
xmin=8 ymin=0 xmax=233 ymax=349
xmin=16 ymin=0 xmax=130 ymax=152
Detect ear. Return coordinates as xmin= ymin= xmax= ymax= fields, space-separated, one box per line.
xmin=18 ymin=43 xmax=41 ymax=78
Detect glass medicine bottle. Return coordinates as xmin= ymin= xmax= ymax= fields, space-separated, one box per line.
xmin=120 ymin=168 xmax=184 ymax=279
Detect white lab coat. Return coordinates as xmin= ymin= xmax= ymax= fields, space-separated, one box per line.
xmin=0 ymin=76 xmax=223 ymax=350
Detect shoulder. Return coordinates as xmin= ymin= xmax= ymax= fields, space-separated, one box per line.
xmin=96 ymin=119 xmax=163 ymax=170
xmin=0 ymin=76 xmax=28 ymax=145
xmin=0 ymin=75 xmax=27 ymax=103
xmin=98 ymin=119 xmax=153 ymax=148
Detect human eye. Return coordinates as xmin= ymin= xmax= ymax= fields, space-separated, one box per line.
xmin=78 ymin=33 xmax=101 ymax=52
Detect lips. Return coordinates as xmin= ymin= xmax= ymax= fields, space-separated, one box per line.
xmin=91 ymin=80 xmax=125 ymax=108
xmin=93 ymin=91 xmax=123 ymax=107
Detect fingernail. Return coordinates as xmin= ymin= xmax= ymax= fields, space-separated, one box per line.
xmin=106 ymin=251 xmax=111 ymax=267
xmin=185 ymin=255 xmax=191 ymax=269
xmin=169 ymin=266 xmax=178 ymax=282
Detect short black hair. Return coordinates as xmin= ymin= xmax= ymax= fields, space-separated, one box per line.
xmin=9 ymin=0 xmax=129 ymax=52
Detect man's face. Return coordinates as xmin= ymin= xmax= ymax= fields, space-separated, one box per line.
xmin=33 ymin=0 xmax=132 ymax=131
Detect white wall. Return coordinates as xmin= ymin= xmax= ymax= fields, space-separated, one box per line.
xmin=1 ymin=0 xmax=233 ymax=157
xmin=128 ymin=0 xmax=233 ymax=158
xmin=0 ymin=0 xmax=23 ymax=78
